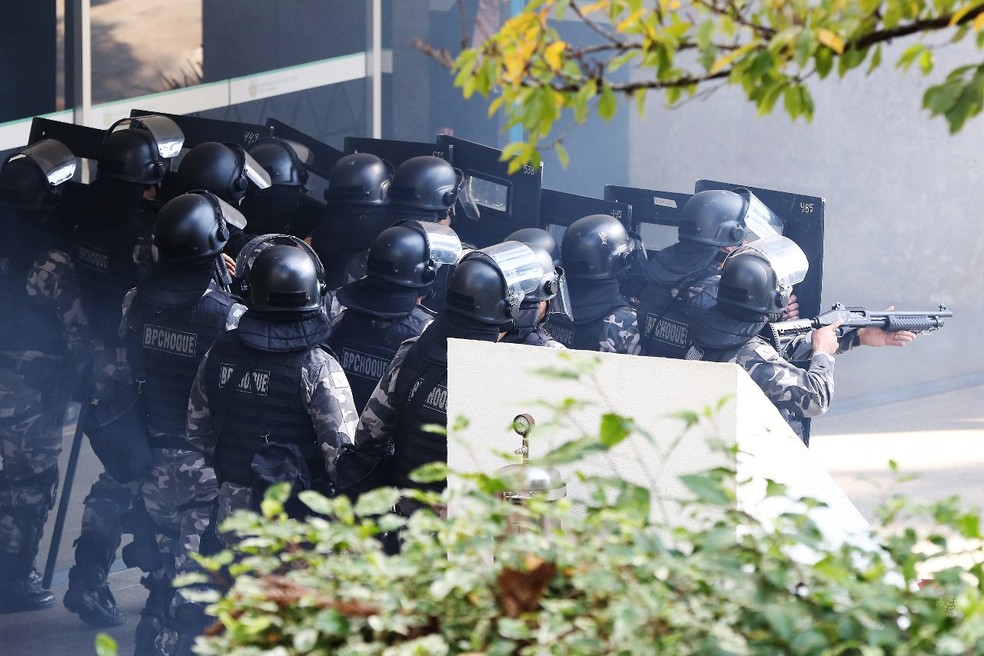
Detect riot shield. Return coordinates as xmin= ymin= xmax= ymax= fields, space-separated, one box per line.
xmin=538 ymin=188 xmax=633 ymax=249
xmin=267 ymin=118 xmax=345 ymax=180
xmin=28 ymin=118 xmax=105 ymax=161
xmin=437 ymin=135 xmax=543 ymax=248
xmin=696 ymin=179 xmax=824 ymax=319
xmin=604 ymin=185 xmax=692 ymax=255
xmin=343 ymin=136 xmax=442 ymax=167
xmin=130 ymin=109 xmax=271 ymax=149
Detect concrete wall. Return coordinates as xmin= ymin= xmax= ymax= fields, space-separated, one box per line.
xmin=447 ymin=339 xmax=874 ymax=548
xmin=627 ymin=40 xmax=984 ymax=314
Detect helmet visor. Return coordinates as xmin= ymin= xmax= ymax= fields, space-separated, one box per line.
xmin=284 ymin=139 xmax=313 ymax=164
xmin=114 ymin=115 xmax=185 ymax=159
xmin=420 ymin=222 xmax=463 ymax=266
xmin=734 ymin=188 xmax=783 ymax=240
xmin=242 ymin=150 xmax=273 ymax=189
xmin=733 ymin=235 xmax=808 ymax=291
xmin=17 ymin=139 xmax=76 ymax=187
xmin=479 ymin=241 xmax=544 ymax=309
xmin=213 ymin=193 xmax=248 ymax=230
xmin=546 ymin=267 xmax=573 ymax=320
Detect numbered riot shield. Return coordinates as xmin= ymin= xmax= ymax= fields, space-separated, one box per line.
xmin=267 ymin=118 xmax=344 ymax=181
xmin=29 ymin=117 xmax=105 ymax=161
xmin=604 ymin=185 xmax=692 ymax=255
xmin=437 ymin=135 xmax=543 ymax=248
xmin=538 ymin=188 xmax=633 ymax=249
xmin=696 ymin=179 xmax=824 ymax=319
xmin=343 ymin=136 xmax=442 ymax=168
xmin=130 ymin=109 xmax=271 ymax=150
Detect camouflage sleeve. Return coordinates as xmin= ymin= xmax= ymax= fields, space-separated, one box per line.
xmin=303 ymin=349 xmax=359 ymax=478
xmin=600 ymin=306 xmax=641 ymax=356
xmin=185 ymin=355 xmax=216 ymax=454
xmin=26 ymin=248 xmax=92 ymax=360
xmin=526 ymin=326 xmax=567 ymax=349
xmin=736 ymin=336 xmax=835 ymax=420
xmin=353 ymin=339 xmax=415 ymax=449
xmin=119 ymin=287 xmax=137 ymax=340
xmin=778 ymin=333 xmax=814 ymax=361
xmin=225 ymin=302 xmax=247 ymax=331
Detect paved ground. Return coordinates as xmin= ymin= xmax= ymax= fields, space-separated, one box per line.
xmin=2 ymin=311 xmax=981 ymax=656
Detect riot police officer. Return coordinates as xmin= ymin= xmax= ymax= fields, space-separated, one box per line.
xmin=165 ymin=141 xmax=271 ymax=257
xmin=187 ymin=243 xmax=358 ymax=526
xmin=546 ymin=214 xmax=641 ymax=354
xmin=685 ymin=237 xmax=915 ymax=445
xmin=310 ymin=152 xmax=393 ymax=291
xmin=637 ymin=188 xmax=777 ymax=360
xmin=352 ymin=242 xmax=543 ymax=506
xmin=66 ymin=115 xmax=185 ymax=628
xmin=0 ymin=140 xmax=84 ymax=614
xmin=120 ymin=191 xmax=247 ymax=654
xmin=240 ymin=137 xmax=320 ymax=239
xmin=329 ymin=220 xmax=462 ymax=412
xmin=500 ymin=228 xmax=569 ymax=348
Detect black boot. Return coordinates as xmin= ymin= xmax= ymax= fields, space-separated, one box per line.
xmin=168 ymin=602 xmax=213 ymax=656
xmin=134 ymin=575 xmax=173 ymax=656
xmin=0 ymin=551 xmax=54 ymax=614
xmin=63 ymin=533 xmax=125 ymax=626
xmin=63 ymin=563 xmax=125 ymax=626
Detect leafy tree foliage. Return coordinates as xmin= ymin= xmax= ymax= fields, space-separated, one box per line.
xmin=427 ymin=0 xmax=984 ymax=170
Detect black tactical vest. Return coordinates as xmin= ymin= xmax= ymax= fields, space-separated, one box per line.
xmin=0 ymin=222 xmax=66 ymax=355
xmin=389 ymin=343 xmax=448 ymax=492
xmin=328 ymin=308 xmax=429 ymax=413
xmin=75 ymin=200 xmax=157 ymax=344
xmin=545 ymin=300 xmax=630 ymax=351
xmin=638 ymin=271 xmax=718 ymax=359
xmin=125 ymin=285 xmax=236 ymax=441
xmin=204 ymin=333 xmax=322 ymax=487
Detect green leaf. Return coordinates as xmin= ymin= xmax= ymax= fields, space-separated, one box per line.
xmin=616 ymin=483 xmax=651 ymax=520
xmin=918 ymin=49 xmax=935 ymax=75
xmin=815 ymin=46 xmax=834 ymax=78
xmin=598 ymin=85 xmax=618 ymax=121
xmin=353 ymin=486 xmax=401 ymax=516
xmin=539 ymin=436 xmax=609 ymax=465
xmin=669 ymin=410 xmax=700 ymax=428
xmin=298 ymin=489 xmax=335 ymax=516
xmin=897 ymin=44 xmax=926 ymax=72
xmin=599 ymin=412 xmax=631 ymax=447
xmin=95 ymin=633 xmax=118 ymax=656
xmin=554 ymin=141 xmax=570 ymax=168
xmin=765 ymin=479 xmax=788 ymax=497
xmin=762 ymin=603 xmax=796 ymax=642
xmin=293 ymin=628 xmax=319 ymax=651
xmin=680 ymin=472 xmax=733 ymax=505
xmin=784 ymin=84 xmax=802 ymax=119
xmin=410 ymin=461 xmax=449 ymax=484
xmin=867 ymin=44 xmax=883 ymax=74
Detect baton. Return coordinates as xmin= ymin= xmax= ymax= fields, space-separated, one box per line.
xmin=42 ymin=405 xmax=85 ymax=589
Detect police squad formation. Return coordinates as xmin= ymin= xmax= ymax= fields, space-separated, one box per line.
xmin=0 ymin=112 xmax=950 ymax=655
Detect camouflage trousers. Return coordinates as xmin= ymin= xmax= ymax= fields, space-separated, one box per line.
xmin=214 ymin=481 xmax=253 ymax=549
xmin=140 ymin=447 xmax=218 ymax=582
xmin=0 ymin=367 xmax=64 ymax=557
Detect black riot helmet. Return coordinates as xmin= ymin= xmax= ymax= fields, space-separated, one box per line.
xmin=97 ymin=115 xmax=184 ymax=185
xmin=153 ymin=190 xmax=247 ymax=263
xmin=718 ymin=235 xmax=808 ymax=321
xmin=446 ymin=242 xmax=543 ymax=324
xmin=560 ymin=214 xmax=633 ymax=280
xmin=176 ymin=141 xmax=271 ymax=205
xmin=678 ymin=190 xmax=749 ymax=248
xmin=388 ymin=155 xmax=461 ymax=219
xmin=365 ymin=220 xmax=462 ymax=289
xmin=505 ymin=227 xmax=560 ymax=264
xmin=324 ymin=152 xmax=390 ymax=206
xmin=246 ymin=137 xmax=308 ymax=188
xmin=0 ymin=139 xmax=76 ymax=211
xmin=232 ymin=233 xmax=326 ymax=301
xmin=246 ymin=244 xmax=323 ymax=312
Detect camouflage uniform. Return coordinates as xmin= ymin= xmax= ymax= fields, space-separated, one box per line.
xmin=353 ymin=339 xmax=416 ymax=449
xmin=0 ymin=247 xmax=90 ymax=612
xmin=187 ymin=344 xmax=358 ymax=542
xmin=713 ymin=331 xmax=860 ymax=445
xmin=600 ymin=306 xmax=642 ymax=355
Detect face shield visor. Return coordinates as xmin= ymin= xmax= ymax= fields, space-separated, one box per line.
xmin=418 ymin=221 xmax=463 ymax=266
xmin=479 ymin=241 xmax=544 ymax=316
xmin=284 ymin=140 xmax=313 ymax=166
xmin=14 ymin=139 xmax=77 ymax=188
xmin=731 ymin=235 xmax=808 ymax=304
xmin=734 ymin=188 xmax=783 ymax=240
xmin=111 ymin=116 xmax=185 ymax=160
xmin=240 ymin=148 xmax=273 ymax=190
xmin=545 ymin=266 xmax=573 ymax=320
xmin=455 ymin=169 xmax=482 ymax=221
